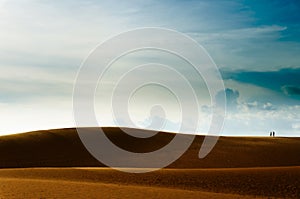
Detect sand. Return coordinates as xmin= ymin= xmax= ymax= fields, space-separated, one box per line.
xmin=1 ymin=128 xmax=300 ymax=169
xmin=0 ymin=127 xmax=299 ymax=198
xmin=0 ymin=167 xmax=299 ymax=198
xmin=0 ymin=177 xmax=267 ymax=199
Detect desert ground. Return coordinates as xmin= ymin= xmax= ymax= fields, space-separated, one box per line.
xmin=0 ymin=127 xmax=300 ymax=198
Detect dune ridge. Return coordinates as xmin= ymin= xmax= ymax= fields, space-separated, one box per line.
xmin=0 ymin=127 xmax=299 ymax=168
xmin=0 ymin=127 xmax=300 ymax=198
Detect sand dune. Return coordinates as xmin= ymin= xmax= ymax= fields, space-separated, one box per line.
xmin=0 ymin=177 xmax=267 ymax=199
xmin=0 ymin=127 xmax=299 ymax=168
xmin=0 ymin=127 xmax=300 ymax=198
xmin=0 ymin=167 xmax=299 ymax=198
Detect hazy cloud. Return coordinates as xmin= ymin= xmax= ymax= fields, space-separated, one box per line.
xmin=0 ymin=0 xmax=300 ymax=135
xmin=216 ymin=88 xmax=239 ymax=111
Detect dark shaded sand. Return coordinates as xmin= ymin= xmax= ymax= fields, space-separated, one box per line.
xmin=0 ymin=127 xmax=300 ymax=198
xmin=1 ymin=127 xmax=300 ymax=169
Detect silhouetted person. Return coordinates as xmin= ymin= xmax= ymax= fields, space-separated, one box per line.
xmin=270 ymin=132 xmax=272 ymax=137
xmin=273 ymin=131 xmax=275 ymax=137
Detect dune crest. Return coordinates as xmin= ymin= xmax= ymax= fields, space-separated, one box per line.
xmin=0 ymin=127 xmax=300 ymax=169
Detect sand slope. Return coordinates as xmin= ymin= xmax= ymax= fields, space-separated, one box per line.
xmin=0 ymin=177 xmax=267 ymax=199
xmin=0 ymin=127 xmax=299 ymax=168
xmin=0 ymin=167 xmax=299 ymax=198
xmin=0 ymin=128 xmax=300 ymax=198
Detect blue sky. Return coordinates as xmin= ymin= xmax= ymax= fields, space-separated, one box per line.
xmin=0 ymin=0 xmax=299 ymax=136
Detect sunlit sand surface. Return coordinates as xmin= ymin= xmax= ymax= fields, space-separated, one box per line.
xmin=0 ymin=128 xmax=300 ymax=198
xmin=0 ymin=177 xmax=268 ymax=199
xmin=0 ymin=167 xmax=299 ymax=198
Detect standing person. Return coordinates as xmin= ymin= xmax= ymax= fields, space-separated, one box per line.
xmin=270 ymin=132 xmax=272 ymax=137
xmin=273 ymin=131 xmax=275 ymax=137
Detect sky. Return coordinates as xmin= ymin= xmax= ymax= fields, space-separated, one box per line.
xmin=0 ymin=0 xmax=299 ymax=136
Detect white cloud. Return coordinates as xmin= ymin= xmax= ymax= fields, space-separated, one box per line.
xmin=0 ymin=0 xmax=299 ymax=137
xmin=0 ymin=100 xmax=74 ymax=135
xmin=189 ymin=25 xmax=287 ymax=42
xmin=222 ymin=102 xmax=300 ymax=136
xmin=292 ymin=123 xmax=300 ymax=130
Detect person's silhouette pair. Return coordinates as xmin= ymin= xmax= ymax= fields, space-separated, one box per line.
xmin=270 ymin=131 xmax=275 ymax=137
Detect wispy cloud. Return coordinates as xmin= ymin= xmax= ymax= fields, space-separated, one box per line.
xmin=0 ymin=0 xmax=299 ymax=135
